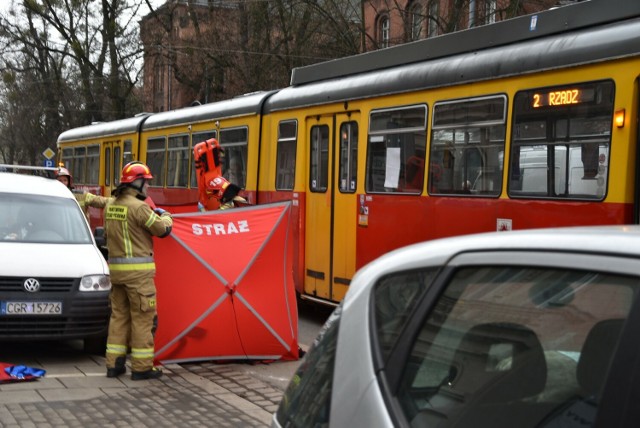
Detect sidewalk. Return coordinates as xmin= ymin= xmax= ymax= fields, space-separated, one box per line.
xmin=0 ymin=351 xmax=300 ymax=427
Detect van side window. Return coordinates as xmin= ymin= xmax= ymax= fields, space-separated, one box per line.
xmin=429 ymin=95 xmax=506 ymax=196
xmin=509 ymin=80 xmax=614 ymax=200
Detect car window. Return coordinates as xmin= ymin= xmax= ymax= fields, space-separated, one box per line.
xmin=0 ymin=193 xmax=92 ymax=243
xmin=373 ymin=268 xmax=438 ymax=360
xmin=395 ymin=266 xmax=636 ymax=428
xmin=275 ymin=305 xmax=342 ymax=427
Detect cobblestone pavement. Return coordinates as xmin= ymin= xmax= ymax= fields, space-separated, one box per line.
xmin=0 ymin=359 xmax=297 ymax=427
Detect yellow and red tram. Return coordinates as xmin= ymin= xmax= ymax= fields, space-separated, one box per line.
xmin=58 ymin=1 xmax=640 ymax=306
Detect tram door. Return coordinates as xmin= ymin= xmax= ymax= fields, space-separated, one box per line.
xmin=103 ymin=139 xmax=134 ymax=197
xmin=304 ymin=113 xmax=359 ymax=303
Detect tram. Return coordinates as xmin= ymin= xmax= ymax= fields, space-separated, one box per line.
xmin=58 ymin=0 xmax=640 ymax=306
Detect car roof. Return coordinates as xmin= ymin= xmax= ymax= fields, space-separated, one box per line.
xmin=0 ymin=172 xmax=73 ymax=199
xmin=347 ymin=225 xmax=640 ymax=303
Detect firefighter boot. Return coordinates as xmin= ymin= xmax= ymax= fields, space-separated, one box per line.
xmin=106 ymin=356 xmax=126 ymax=378
xmin=131 ymin=367 xmax=163 ymax=381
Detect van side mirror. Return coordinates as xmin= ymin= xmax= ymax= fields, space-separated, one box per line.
xmin=94 ymin=227 xmax=106 ymax=246
xmin=94 ymin=227 xmax=108 ymax=260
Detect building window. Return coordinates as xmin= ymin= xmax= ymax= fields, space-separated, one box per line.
xmin=379 ymin=15 xmax=390 ymax=48
xmin=153 ymin=62 xmax=164 ymax=94
xmin=409 ymin=3 xmax=423 ymax=41
xmin=480 ymin=0 xmax=497 ymax=25
xmin=427 ymin=1 xmax=439 ymax=38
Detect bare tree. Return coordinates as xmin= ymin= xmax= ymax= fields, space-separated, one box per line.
xmin=140 ymin=0 xmax=363 ymax=108
xmin=0 ymin=0 xmax=151 ymax=163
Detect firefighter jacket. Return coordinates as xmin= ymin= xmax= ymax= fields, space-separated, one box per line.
xmin=73 ymin=191 xmax=111 ymax=222
xmin=105 ymin=188 xmax=173 ymax=284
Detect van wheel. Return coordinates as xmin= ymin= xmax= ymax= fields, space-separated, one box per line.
xmin=84 ymin=335 xmax=107 ymax=355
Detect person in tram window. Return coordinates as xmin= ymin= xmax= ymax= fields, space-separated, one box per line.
xmin=405 ymin=156 xmax=425 ymax=190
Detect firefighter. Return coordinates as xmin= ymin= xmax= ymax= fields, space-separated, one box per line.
xmin=207 ymin=176 xmax=249 ymax=210
xmin=55 ymin=166 xmax=110 ymax=220
xmin=104 ymin=161 xmax=173 ymax=380
xmin=55 ymin=167 xmax=74 ymax=190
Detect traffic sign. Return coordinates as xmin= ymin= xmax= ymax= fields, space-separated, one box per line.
xmin=44 ymin=159 xmax=54 ymax=168
xmin=42 ymin=148 xmax=55 ymax=159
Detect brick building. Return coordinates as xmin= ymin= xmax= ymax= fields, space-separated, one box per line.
xmin=141 ymin=0 xmax=579 ymax=113
xmin=362 ymin=0 xmax=576 ymax=51
xmin=140 ymin=0 xmax=241 ymax=112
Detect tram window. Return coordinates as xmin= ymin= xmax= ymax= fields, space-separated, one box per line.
xmin=192 ymin=131 xmax=217 ymax=188
xmin=123 ymin=140 xmax=133 ymax=170
xmin=72 ymin=147 xmax=86 ymax=184
xmin=61 ymin=147 xmax=73 ymax=175
xmin=167 ymin=134 xmax=189 ymax=188
xmin=429 ymin=96 xmax=506 ymax=196
xmin=146 ymin=137 xmax=167 ymax=187
xmin=105 ymin=147 xmax=111 ymax=186
xmin=114 ymin=145 xmax=122 ymax=186
xmin=86 ymin=145 xmax=99 ymax=185
xmin=366 ymin=105 xmax=427 ymax=194
xmin=310 ymin=125 xmax=329 ymax=192
xmin=339 ymin=122 xmax=358 ymax=193
xmin=509 ymin=81 xmax=613 ymax=200
xmin=276 ymin=120 xmax=297 ymax=191
xmin=220 ymin=127 xmax=248 ymax=188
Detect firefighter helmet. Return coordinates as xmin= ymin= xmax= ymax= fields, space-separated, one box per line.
xmin=120 ymin=161 xmax=153 ymax=184
xmin=207 ymin=176 xmax=230 ymax=200
xmin=56 ymin=167 xmax=73 ymax=188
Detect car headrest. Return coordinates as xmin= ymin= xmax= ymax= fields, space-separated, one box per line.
xmin=577 ymin=318 xmax=625 ymax=399
xmin=451 ymin=322 xmax=547 ymax=402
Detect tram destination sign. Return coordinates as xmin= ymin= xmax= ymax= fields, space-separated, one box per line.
xmin=532 ymin=87 xmax=595 ymax=108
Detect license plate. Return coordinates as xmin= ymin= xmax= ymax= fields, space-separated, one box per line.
xmin=1 ymin=301 xmax=62 ymax=315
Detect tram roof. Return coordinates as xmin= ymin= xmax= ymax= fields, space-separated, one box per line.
xmin=265 ymin=0 xmax=640 ymax=113
xmin=290 ymin=0 xmax=640 ymax=87
xmin=141 ymin=91 xmax=275 ymax=131
xmin=57 ymin=114 xmax=152 ymax=144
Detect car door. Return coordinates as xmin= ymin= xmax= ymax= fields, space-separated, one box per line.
xmin=377 ymin=250 xmax=640 ymax=428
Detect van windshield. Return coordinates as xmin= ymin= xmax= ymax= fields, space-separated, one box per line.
xmin=0 ymin=193 xmax=92 ymax=244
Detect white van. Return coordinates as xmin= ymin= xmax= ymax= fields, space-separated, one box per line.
xmin=0 ymin=168 xmax=111 ymax=353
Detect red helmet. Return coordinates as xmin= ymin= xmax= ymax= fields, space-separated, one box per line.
xmin=120 ymin=161 xmax=153 ymax=184
xmin=206 ymin=176 xmax=230 ymax=200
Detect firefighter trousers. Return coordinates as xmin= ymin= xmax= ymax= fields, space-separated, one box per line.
xmin=105 ymin=278 xmax=157 ymax=372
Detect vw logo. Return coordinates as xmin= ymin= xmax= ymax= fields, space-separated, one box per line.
xmin=23 ymin=278 xmax=41 ymax=293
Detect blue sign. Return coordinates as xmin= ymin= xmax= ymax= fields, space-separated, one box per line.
xmin=44 ymin=159 xmax=54 ymax=168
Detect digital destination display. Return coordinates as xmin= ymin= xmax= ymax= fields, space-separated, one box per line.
xmin=532 ymin=88 xmax=595 ymax=108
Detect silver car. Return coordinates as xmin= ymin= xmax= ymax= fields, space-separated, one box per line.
xmin=274 ymin=226 xmax=640 ymax=427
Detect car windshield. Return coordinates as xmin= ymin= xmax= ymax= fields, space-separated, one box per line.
xmin=0 ymin=192 xmax=92 ymax=244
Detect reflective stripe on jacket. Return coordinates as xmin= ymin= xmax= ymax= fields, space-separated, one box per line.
xmin=105 ymin=188 xmax=173 ymax=282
